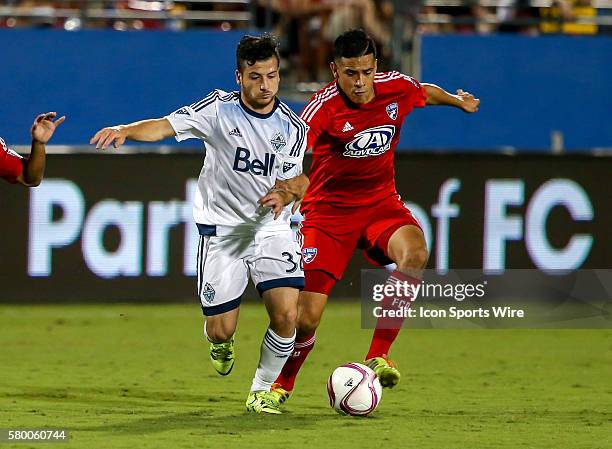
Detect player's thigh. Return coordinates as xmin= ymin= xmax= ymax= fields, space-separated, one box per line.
xmin=197 ymin=235 xmax=249 ymax=320
xmin=362 ymin=199 xmax=427 ymax=268
xmin=249 ymin=229 xmax=305 ymax=296
xmin=300 ymin=223 xmax=358 ymax=284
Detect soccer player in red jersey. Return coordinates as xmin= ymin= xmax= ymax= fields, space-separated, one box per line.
xmin=270 ymin=29 xmax=479 ymax=405
xmin=0 ymin=112 xmax=65 ymax=186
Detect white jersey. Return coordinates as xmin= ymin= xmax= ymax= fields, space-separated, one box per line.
xmin=166 ymin=90 xmax=307 ymax=236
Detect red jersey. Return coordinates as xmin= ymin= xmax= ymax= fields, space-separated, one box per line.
xmin=0 ymin=137 xmax=23 ymax=183
xmin=300 ymin=71 xmax=427 ymax=211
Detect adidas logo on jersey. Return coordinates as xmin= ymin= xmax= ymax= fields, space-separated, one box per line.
xmin=342 ymin=122 xmax=354 ymax=132
xmin=229 ymin=127 xmax=242 ymax=137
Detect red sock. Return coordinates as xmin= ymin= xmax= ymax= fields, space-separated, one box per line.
xmin=366 ymin=270 xmax=419 ymax=360
xmin=275 ymin=333 xmax=315 ymax=391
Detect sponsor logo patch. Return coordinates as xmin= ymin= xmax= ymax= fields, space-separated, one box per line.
xmin=343 ymin=125 xmax=396 ymax=158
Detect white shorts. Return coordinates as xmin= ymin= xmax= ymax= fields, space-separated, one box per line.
xmin=196 ymin=228 xmax=304 ymax=316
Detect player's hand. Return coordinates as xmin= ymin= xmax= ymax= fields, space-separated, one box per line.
xmin=290 ymin=197 xmax=303 ymax=215
xmin=258 ymin=189 xmax=292 ymax=220
xmin=31 ymin=112 xmax=66 ymax=144
xmin=456 ymin=89 xmax=480 ymax=113
xmin=90 ymin=126 xmax=127 ymax=149
xmin=274 ymin=174 xmax=309 ymax=213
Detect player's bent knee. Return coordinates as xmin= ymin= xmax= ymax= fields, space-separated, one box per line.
xmin=297 ymin=310 xmax=322 ymax=336
xmin=269 ymin=308 xmax=298 ymax=335
xmin=395 ymin=246 xmax=429 ymax=271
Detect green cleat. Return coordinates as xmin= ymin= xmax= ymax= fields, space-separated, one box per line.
xmin=246 ymin=391 xmax=282 ymax=414
xmin=365 ymin=355 xmax=401 ymax=388
xmin=268 ymin=383 xmax=291 ymax=407
xmin=209 ymin=336 xmax=235 ymax=376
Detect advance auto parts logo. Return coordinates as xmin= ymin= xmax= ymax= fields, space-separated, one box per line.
xmin=343 ymin=125 xmax=396 ymax=158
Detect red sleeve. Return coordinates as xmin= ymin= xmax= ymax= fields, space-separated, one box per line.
xmin=402 ymin=74 xmax=428 ymax=108
xmin=0 ymin=137 xmax=24 ymax=183
xmin=300 ymin=94 xmax=328 ymax=150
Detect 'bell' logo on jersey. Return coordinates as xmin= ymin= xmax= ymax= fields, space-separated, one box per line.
xmin=233 ymin=147 xmax=276 ymax=176
xmin=343 ymin=125 xmax=396 ymax=158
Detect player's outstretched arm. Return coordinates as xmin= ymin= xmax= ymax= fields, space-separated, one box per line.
xmin=90 ymin=118 xmax=175 ymax=149
xmin=17 ymin=112 xmax=65 ymax=187
xmin=422 ymin=83 xmax=480 ymax=113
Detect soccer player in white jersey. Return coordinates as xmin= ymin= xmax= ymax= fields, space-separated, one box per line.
xmin=90 ymin=34 xmax=308 ymax=414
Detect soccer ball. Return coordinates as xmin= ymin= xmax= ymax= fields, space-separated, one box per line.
xmin=327 ymin=362 xmax=382 ymax=416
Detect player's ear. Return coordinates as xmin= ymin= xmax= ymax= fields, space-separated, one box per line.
xmin=235 ymin=69 xmax=241 ymax=86
xmin=330 ymin=61 xmax=339 ymax=80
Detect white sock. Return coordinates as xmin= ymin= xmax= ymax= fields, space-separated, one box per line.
xmin=250 ymin=328 xmax=296 ymax=392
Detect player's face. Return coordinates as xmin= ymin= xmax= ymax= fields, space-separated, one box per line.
xmin=331 ymin=54 xmax=377 ymax=104
xmin=236 ymin=57 xmax=280 ymax=112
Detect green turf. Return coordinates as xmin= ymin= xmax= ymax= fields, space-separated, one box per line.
xmin=0 ymin=303 xmax=610 ymax=449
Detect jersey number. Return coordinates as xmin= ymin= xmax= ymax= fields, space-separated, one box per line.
xmin=282 ymin=251 xmax=303 ymax=273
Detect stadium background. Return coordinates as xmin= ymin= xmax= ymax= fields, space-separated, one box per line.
xmin=1 ymin=29 xmax=611 ymax=299
xmin=0 ymin=2 xmax=610 ymax=448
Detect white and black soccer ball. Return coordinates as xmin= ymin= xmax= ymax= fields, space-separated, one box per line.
xmin=327 ymin=362 xmax=382 ymax=416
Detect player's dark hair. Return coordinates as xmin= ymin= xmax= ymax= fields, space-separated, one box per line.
xmin=236 ymin=34 xmax=280 ymax=71
xmin=333 ymin=29 xmax=377 ymax=60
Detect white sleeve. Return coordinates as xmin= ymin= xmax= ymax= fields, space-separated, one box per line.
xmin=276 ymin=119 xmax=308 ymax=180
xmin=165 ymin=91 xmax=219 ymax=142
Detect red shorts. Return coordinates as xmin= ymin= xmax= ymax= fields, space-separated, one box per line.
xmin=299 ymin=195 xmax=422 ymax=286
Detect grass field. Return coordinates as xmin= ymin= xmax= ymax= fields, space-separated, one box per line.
xmin=0 ymin=303 xmax=610 ymax=449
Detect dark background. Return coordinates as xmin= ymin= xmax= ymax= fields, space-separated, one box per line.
xmin=1 ymin=153 xmax=609 ymax=302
